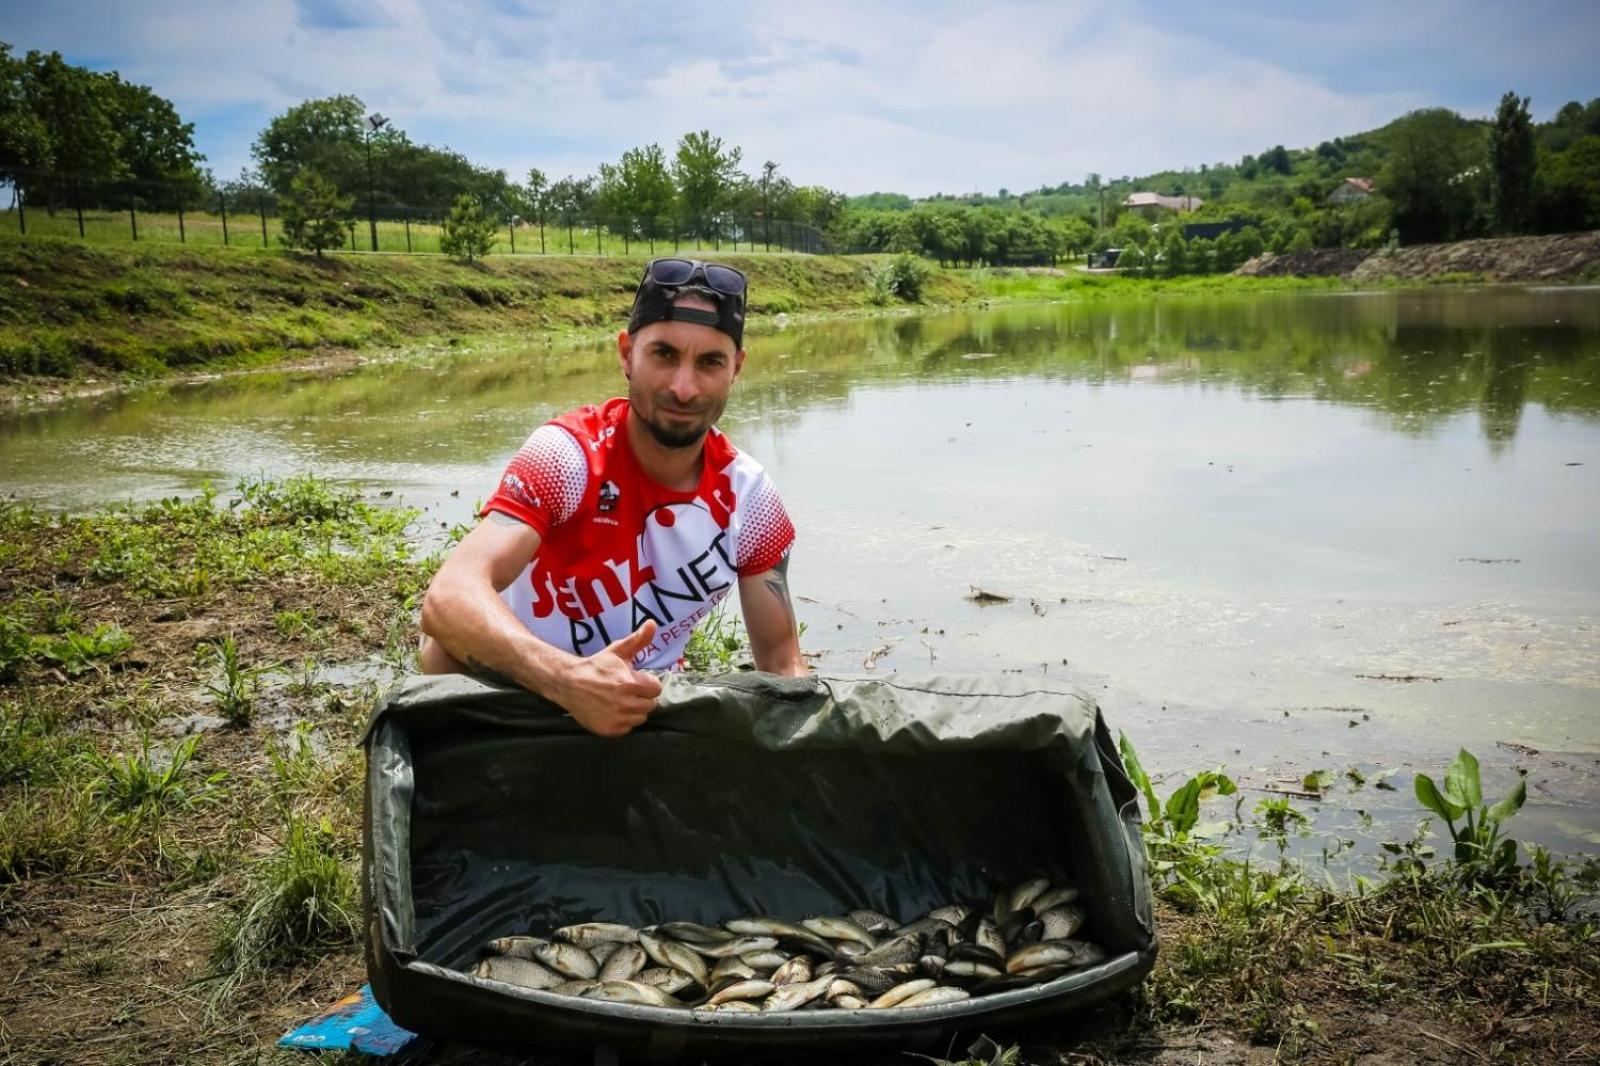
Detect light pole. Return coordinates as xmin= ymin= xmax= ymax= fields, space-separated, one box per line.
xmin=364 ymin=112 xmax=389 ymax=251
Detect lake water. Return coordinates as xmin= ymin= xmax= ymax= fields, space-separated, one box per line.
xmin=4 ymin=286 xmax=1599 ymax=855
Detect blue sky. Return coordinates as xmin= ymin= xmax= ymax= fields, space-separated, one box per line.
xmin=2 ymin=0 xmax=1596 ymax=197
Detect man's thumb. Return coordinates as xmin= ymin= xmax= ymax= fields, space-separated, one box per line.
xmin=606 ymin=619 xmax=658 ymax=660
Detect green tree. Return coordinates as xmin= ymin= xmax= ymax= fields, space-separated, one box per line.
xmin=0 ymin=43 xmax=50 ymax=191
xmin=1161 ymin=231 xmax=1188 ymax=276
xmin=279 ymin=168 xmax=352 ymax=257
xmin=672 ymin=130 xmax=742 ymax=239
xmin=1382 ymin=108 xmax=1484 ymax=243
xmin=440 ymin=192 xmax=498 ymax=262
xmin=597 ymin=143 xmax=676 ymax=239
xmin=252 ymin=95 xmax=366 ymax=196
xmin=1490 ymin=91 xmax=1535 ymax=234
xmin=547 ymin=174 xmax=595 ymax=254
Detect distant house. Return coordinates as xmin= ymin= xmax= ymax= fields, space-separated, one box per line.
xmin=1325 ymin=177 xmax=1375 ymax=204
xmin=1121 ymin=191 xmax=1203 ymax=218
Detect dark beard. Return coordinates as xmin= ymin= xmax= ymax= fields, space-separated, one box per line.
xmin=641 ymin=411 xmax=708 ymax=450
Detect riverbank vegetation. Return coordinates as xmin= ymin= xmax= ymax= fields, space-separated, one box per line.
xmin=1 ymin=478 xmax=1596 ymax=1063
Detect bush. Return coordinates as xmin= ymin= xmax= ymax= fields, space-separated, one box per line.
xmin=869 ymin=253 xmax=931 ymax=304
xmin=440 ymin=193 xmax=499 ymax=263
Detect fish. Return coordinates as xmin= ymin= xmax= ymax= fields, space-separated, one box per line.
xmin=854 ymin=933 xmax=922 ymax=968
xmin=598 ymin=943 xmax=647 ymax=981
xmin=655 ymin=922 xmax=736 ymax=946
xmin=949 ymin=942 xmax=1004 ymax=966
xmin=898 ymin=917 xmax=961 ymax=946
xmin=918 ymin=954 xmax=947 ymax=978
xmin=801 ymin=916 xmax=877 ymax=950
xmin=485 ymin=935 xmax=547 ymax=960
xmin=550 ymin=979 xmax=601 ymax=997
xmin=638 ymin=930 xmax=709 ymax=987
xmin=740 ymin=949 xmax=789 ymax=971
xmin=832 ymin=994 xmax=868 ymax=1010
xmin=899 ymin=986 xmax=970 ymax=1008
xmin=927 ymin=904 xmax=971 ymax=926
xmin=582 ymin=980 xmax=685 ymax=1008
xmin=769 ymin=955 xmax=813 ymax=986
xmin=836 ymin=941 xmax=868 ymax=958
xmin=1006 ymin=878 xmax=1051 ymax=916
xmin=590 ymin=941 xmax=621 ymax=968
xmin=848 ymin=909 xmax=899 ymax=934
xmin=975 ymin=918 xmax=1006 ymax=957
xmin=1004 ymin=941 xmax=1083 ymax=975
xmin=826 ymin=979 xmax=863 ymax=999
xmin=709 ymin=956 xmax=758 ymax=984
xmin=762 ymin=975 xmax=833 ymax=1012
xmin=943 ymin=959 xmax=1003 ymax=981
xmin=725 ymin=917 xmax=840 ymax=960
xmin=555 ymin=922 xmax=638 ymax=948
xmin=691 ymin=935 xmax=779 ymax=959
xmin=534 ymin=941 xmax=599 ymax=980
xmin=835 ymin=967 xmax=902 ymax=995
xmin=1038 ymin=904 xmax=1085 ymax=941
xmin=707 ymin=979 xmax=774 ymax=1006
xmin=969 ymin=973 xmax=1039 ymax=996
xmin=867 ymin=978 xmax=936 ymax=1008
xmin=637 ymin=967 xmax=697 ymax=995
xmin=696 ymin=999 xmax=760 ymax=1013
xmin=1030 ymin=885 xmax=1080 ymax=913
xmin=471 ymin=956 xmax=563 ymax=990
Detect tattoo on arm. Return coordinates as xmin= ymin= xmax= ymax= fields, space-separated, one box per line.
xmin=762 ymin=556 xmax=796 ymax=633
xmin=465 ymin=656 xmax=519 ymax=688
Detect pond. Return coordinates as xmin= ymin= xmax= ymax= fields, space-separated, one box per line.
xmin=4 ymin=285 xmax=1598 ymax=856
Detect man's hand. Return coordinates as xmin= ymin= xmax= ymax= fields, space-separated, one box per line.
xmin=553 ymin=620 xmax=665 ymax=737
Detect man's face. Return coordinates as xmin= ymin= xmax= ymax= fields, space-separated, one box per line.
xmin=618 ymin=294 xmax=744 ymax=450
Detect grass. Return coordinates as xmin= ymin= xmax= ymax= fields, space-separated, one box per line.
xmin=1 ymin=479 xmax=1597 ymax=1063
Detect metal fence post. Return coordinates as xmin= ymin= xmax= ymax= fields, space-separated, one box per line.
xmin=508 ymin=218 xmax=515 ymax=254
xmin=75 ymin=182 xmax=85 ymax=238
xmin=220 ymin=193 xmax=229 ymax=246
xmin=567 ymin=223 xmax=574 ymax=256
xmin=177 ymin=196 xmax=186 ymax=243
xmin=404 ymin=212 xmax=412 ymax=253
xmin=348 ymin=221 xmax=357 ymax=251
xmin=15 ymin=188 xmax=23 ymax=235
xmin=259 ymin=195 xmax=268 ymax=247
xmin=129 ymin=197 xmax=138 ymax=241
xmin=596 ymin=223 xmax=602 ymax=257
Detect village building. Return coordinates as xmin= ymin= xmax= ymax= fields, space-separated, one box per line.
xmin=1325 ymin=177 xmax=1375 ymax=204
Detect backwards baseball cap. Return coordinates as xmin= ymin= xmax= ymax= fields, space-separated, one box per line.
xmin=627 ymin=258 xmax=747 ymax=349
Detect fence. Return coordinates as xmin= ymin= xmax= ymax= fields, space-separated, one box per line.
xmin=0 ymin=171 xmax=829 ymax=257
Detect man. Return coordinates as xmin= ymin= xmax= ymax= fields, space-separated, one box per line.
xmin=419 ymin=258 xmax=806 ymax=737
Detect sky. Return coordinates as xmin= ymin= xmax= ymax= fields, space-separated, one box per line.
xmin=2 ymin=0 xmax=1597 ymax=198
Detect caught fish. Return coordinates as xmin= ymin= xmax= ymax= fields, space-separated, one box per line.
xmin=1004 ymin=941 xmax=1083 ymax=975
xmin=709 ymin=956 xmax=757 ymax=984
xmin=949 ymin=942 xmax=1003 ymax=966
xmin=555 ymin=922 xmax=639 ymax=948
xmin=855 ymin=933 xmax=922 ymax=968
xmin=836 ymin=967 xmax=903 ymax=995
xmin=927 ymin=904 xmax=971 ymax=926
xmin=708 ymin=979 xmax=774 ymax=1006
xmin=868 ymin=978 xmax=936 ymax=1008
xmin=638 ymin=930 xmax=709 ymax=988
xmin=472 ymin=956 xmax=563 ymax=990
xmin=696 ymin=999 xmax=760 ymax=1013
xmin=801 ymin=916 xmax=877 ymax=950
xmin=691 ymin=935 xmax=779 ymax=959
xmin=918 ymin=954 xmax=946 ymax=978
xmin=740 ymin=949 xmax=789 ymax=971
xmin=832 ymin=993 xmax=868 ymax=1009
xmin=1030 ymin=885 xmax=1080 ymax=913
xmin=769 ymin=955 xmax=813 ymax=986
xmin=1038 ymin=904 xmax=1085 ymax=941
xmin=590 ymin=941 xmax=621 ymax=968
xmin=943 ymin=959 xmax=1003 ymax=981
xmin=638 ymin=967 xmax=697 ymax=994
xmin=975 ymin=917 xmax=1006 ymax=958
xmin=535 ymin=941 xmax=599 ymax=980
xmin=826 ymin=978 xmax=863 ymax=999
xmin=726 ymin=917 xmax=840 ymax=960
xmin=762 ymin=975 xmax=833 ymax=1013
xmin=847 ymin=909 xmax=899 ymax=934
xmin=582 ymin=980 xmax=684 ymax=1008
xmin=1006 ymin=878 xmax=1051 ymax=916
xmin=485 ymin=935 xmax=547 ymax=960
xmin=550 ymin=979 xmax=601 ymax=996
xmin=598 ymin=943 xmax=646 ymax=981
xmin=655 ymin=922 xmax=736 ymax=946
xmin=899 ymin=986 xmax=970 ymax=1008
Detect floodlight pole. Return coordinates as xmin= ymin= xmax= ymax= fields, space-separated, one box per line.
xmin=365 ymin=113 xmax=389 ymax=252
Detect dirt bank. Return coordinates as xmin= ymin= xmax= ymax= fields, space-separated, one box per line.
xmin=1236 ymin=230 xmax=1600 ymax=281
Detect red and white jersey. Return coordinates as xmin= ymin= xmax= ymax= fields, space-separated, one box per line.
xmin=481 ymin=398 xmax=795 ymax=671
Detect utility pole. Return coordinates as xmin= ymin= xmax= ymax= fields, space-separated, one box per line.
xmin=364 ymin=113 xmax=389 ymax=251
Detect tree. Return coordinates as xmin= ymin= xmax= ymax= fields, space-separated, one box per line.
xmin=596 ymin=143 xmax=676 ymax=240
xmin=279 ymin=168 xmax=352 ymax=257
xmin=524 ymin=167 xmax=549 ymax=252
xmin=1262 ymin=145 xmax=1292 ymax=176
xmin=1381 ymin=108 xmax=1483 ymax=243
xmin=1490 ymin=91 xmax=1535 ymax=233
xmin=547 ymin=174 xmax=594 ymax=254
xmin=252 ymin=95 xmax=367 ymax=196
xmin=672 ymin=130 xmax=741 ymax=239
xmin=440 ymin=192 xmax=498 ymax=262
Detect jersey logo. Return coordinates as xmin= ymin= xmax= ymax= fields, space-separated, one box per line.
xmin=597 ymin=480 xmax=621 ymax=513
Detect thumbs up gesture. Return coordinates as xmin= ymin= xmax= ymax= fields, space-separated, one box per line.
xmin=553 ymin=620 xmax=665 ymax=737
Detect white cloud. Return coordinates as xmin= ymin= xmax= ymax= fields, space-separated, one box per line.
xmin=0 ymin=0 xmax=1584 ymax=196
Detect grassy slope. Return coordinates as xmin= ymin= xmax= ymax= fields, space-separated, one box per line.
xmin=0 ymin=237 xmax=981 ymax=379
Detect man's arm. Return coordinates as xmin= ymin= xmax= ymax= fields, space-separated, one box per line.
xmin=419 ymin=512 xmax=662 ymax=737
xmin=737 ymin=555 xmax=807 ymax=676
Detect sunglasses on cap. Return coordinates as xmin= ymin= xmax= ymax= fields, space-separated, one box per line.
xmin=642 ymin=258 xmax=747 ymax=296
